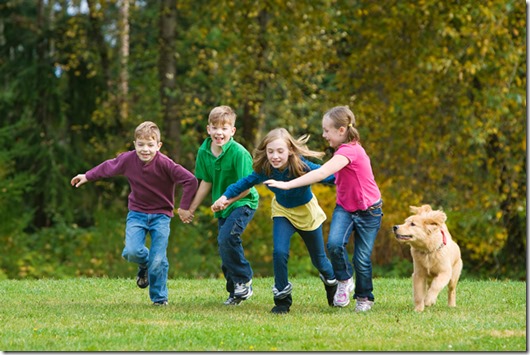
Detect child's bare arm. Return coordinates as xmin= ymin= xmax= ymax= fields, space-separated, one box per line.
xmin=190 ymin=182 xmax=212 ymax=211
xmin=265 ymin=155 xmax=349 ymax=189
xmin=212 ymin=189 xmax=250 ymax=212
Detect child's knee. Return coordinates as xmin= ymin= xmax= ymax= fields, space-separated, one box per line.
xmin=123 ymin=246 xmax=148 ymax=262
xmin=150 ymin=255 xmax=168 ymax=271
xmin=273 ymin=249 xmax=289 ymax=262
xmin=327 ymin=243 xmax=343 ymax=257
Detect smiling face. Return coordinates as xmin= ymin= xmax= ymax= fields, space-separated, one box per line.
xmin=322 ymin=116 xmax=347 ymax=149
xmin=134 ymin=137 xmax=162 ymax=163
xmin=266 ymin=138 xmax=291 ymax=170
xmin=207 ymin=123 xmax=236 ymax=148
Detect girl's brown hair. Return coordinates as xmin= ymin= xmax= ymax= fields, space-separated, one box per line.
xmin=324 ymin=106 xmax=361 ymax=143
xmin=252 ymin=128 xmax=325 ymax=178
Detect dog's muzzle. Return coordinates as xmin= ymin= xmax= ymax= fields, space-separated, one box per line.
xmin=393 ymin=225 xmax=412 ymax=240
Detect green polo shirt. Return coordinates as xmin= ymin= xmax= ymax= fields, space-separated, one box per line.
xmin=195 ymin=137 xmax=259 ymax=218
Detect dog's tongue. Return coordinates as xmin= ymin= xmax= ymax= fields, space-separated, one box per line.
xmin=396 ymin=235 xmax=412 ymax=240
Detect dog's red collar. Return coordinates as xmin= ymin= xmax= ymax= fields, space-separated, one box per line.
xmin=433 ymin=230 xmax=447 ymax=251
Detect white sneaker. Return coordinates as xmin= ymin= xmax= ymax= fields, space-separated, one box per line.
xmin=234 ymin=280 xmax=253 ymax=300
xmin=223 ymin=296 xmax=242 ymax=306
xmin=333 ymin=277 xmax=354 ymax=307
xmin=355 ymin=297 xmax=374 ymax=312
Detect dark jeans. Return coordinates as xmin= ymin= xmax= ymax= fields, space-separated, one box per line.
xmin=217 ymin=205 xmax=255 ymax=296
xmin=272 ymin=216 xmax=335 ymax=292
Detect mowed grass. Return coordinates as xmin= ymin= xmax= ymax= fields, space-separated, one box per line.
xmin=0 ymin=277 xmax=525 ymax=351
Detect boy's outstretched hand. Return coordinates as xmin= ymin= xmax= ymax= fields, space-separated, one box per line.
xmin=263 ymin=179 xmax=289 ymax=190
xmin=71 ymin=174 xmax=88 ymax=188
xmin=178 ymin=208 xmax=194 ymax=223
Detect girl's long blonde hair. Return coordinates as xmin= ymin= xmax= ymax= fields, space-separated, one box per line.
xmin=252 ymin=128 xmax=325 ymax=178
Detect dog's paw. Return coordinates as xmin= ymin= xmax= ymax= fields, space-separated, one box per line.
xmin=424 ymin=296 xmax=438 ymax=307
xmin=414 ymin=305 xmax=425 ymax=312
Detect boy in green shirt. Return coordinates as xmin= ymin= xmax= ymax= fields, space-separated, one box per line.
xmin=180 ymin=105 xmax=259 ymax=305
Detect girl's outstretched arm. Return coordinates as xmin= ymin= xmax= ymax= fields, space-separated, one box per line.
xmin=264 ymin=154 xmax=349 ymax=190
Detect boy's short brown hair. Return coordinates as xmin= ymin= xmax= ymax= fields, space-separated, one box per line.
xmin=135 ymin=121 xmax=161 ymax=142
xmin=208 ymin=105 xmax=236 ymax=126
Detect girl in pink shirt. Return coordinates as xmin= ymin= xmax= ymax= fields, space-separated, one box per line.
xmin=265 ymin=106 xmax=382 ymax=312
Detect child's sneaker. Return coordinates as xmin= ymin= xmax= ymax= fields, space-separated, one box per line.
xmin=319 ymin=274 xmax=338 ymax=306
xmin=234 ymin=280 xmax=253 ymax=300
xmin=223 ymin=296 xmax=242 ymax=306
xmin=333 ymin=277 xmax=354 ymax=307
xmin=271 ymin=294 xmax=292 ymax=314
xmin=136 ymin=266 xmax=149 ymax=289
xmin=271 ymin=304 xmax=290 ymax=314
xmin=354 ymin=297 xmax=374 ymax=312
xmin=153 ymin=300 xmax=168 ymax=306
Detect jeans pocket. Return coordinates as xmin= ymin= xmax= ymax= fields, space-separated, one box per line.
xmin=368 ymin=208 xmax=383 ymax=217
xmin=230 ymin=206 xmax=254 ymax=237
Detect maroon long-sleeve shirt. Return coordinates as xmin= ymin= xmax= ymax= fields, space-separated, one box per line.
xmin=86 ymin=150 xmax=198 ymax=217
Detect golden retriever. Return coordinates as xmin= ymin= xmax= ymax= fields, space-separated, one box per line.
xmin=393 ymin=205 xmax=463 ymax=312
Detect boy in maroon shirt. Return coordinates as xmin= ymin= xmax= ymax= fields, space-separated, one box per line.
xmin=71 ymin=121 xmax=198 ymax=305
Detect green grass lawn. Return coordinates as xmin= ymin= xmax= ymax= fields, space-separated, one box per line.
xmin=0 ymin=277 xmax=525 ymax=351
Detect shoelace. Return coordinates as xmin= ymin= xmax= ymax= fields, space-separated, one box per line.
xmin=337 ymin=281 xmax=349 ymax=294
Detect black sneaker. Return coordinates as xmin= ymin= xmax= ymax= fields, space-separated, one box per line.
xmin=136 ymin=266 xmax=149 ymax=289
xmin=271 ymin=294 xmax=292 ymax=314
xmin=319 ymin=274 xmax=338 ymax=306
xmin=223 ymin=296 xmax=242 ymax=306
xmin=271 ymin=305 xmax=290 ymax=314
xmin=153 ymin=300 xmax=168 ymax=306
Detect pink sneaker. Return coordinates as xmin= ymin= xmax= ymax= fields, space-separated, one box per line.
xmin=333 ymin=277 xmax=354 ymax=307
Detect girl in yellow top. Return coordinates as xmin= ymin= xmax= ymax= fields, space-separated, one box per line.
xmin=212 ymin=128 xmax=337 ymax=314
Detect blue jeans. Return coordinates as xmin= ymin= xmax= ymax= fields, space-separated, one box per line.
xmin=327 ymin=203 xmax=383 ymax=301
xmin=122 ymin=210 xmax=170 ymax=303
xmin=217 ymin=205 xmax=255 ymax=296
xmin=273 ymin=217 xmax=335 ymax=291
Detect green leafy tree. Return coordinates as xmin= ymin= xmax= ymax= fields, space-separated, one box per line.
xmin=0 ymin=0 xmax=524 ymax=279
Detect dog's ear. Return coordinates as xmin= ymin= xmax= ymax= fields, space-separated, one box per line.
xmin=420 ymin=204 xmax=433 ymax=213
xmin=410 ymin=204 xmax=433 ymax=215
xmin=423 ymin=210 xmax=447 ymax=226
xmin=410 ymin=205 xmax=420 ymax=214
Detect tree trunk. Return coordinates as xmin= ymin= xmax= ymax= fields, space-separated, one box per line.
xmin=240 ymin=9 xmax=269 ymax=150
xmin=159 ymin=0 xmax=180 ymax=160
xmin=119 ymin=0 xmax=130 ymax=121
xmin=87 ymin=0 xmax=111 ymax=88
xmin=32 ymin=0 xmax=50 ymax=228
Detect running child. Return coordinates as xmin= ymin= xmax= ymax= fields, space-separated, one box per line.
xmin=71 ymin=121 xmax=198 ymax=306
xmin=212 ymin=128 xmax=338 ymax=314
xmin=181 ymin=105 xmax=259 ymax=306
xmin=264 ymin=106 xmax=382 ymax=312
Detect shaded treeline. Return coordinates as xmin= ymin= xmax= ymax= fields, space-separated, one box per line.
xmin=0 ymin=0 xmax=525 ymax=280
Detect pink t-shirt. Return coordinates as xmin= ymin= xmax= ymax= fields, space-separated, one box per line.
xmin=334 ymin=143 xmax=381 ymax=212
